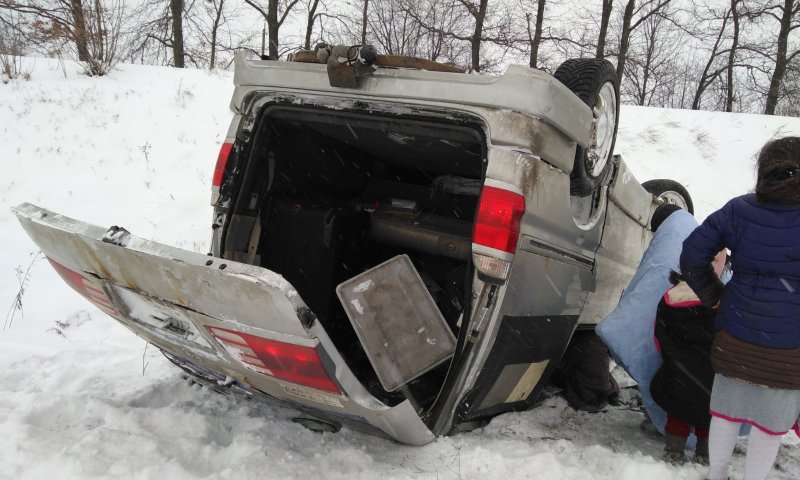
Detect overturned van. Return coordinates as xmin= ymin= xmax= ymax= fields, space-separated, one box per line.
xmin=14 ymin=47 xmax=693 ymax=445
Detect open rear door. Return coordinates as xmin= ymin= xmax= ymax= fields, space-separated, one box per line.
xmin=12 ymin=202 xmax=435 ymax=445
xmin=14 ymin=203 xmax=313 ymax=344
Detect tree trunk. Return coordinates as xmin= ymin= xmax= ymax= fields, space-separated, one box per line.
xmin=69 ymin=0 xmax=91 ymax=61
xmin=244 ymin=0 xmax=299 ymax=59
xmin=725 ymin=0 xmax=739 ymax=112
xmin=210 ymin=0 xmax=224 ymax=69
xmin=615 ymin=0 xmax=635 ymax=87
xmin=529 ymin=0 xmax=545 ymax=68
xmin=304 ymin=0 xmax=319 ymax=50
xmin=361 ymin=0 xmax=369 ymax=45
xmin=692 ymin=10 xmax=729 ymax=110
xmin=267 ymin=0 xmax=279 ymax=59
xmin=639 ymin=27 xmax=655 ymax=105
xmin=471 ymin=0 xmax=488 ymax=72
xmin=764 ymin=0 xmax=793 ymax=115
xmin=93 ymin=0 xmax=104 ymax=61
xmin=170 ymin=0 xmax=185 ymax=67
xmin=596 ymin=0 xmax=613 ymax=58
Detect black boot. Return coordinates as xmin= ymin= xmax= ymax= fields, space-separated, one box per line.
xmin=663 ymin=434 xmax=687 ymax=464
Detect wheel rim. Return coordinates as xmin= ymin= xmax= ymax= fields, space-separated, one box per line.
xmin=658 ymin=191 xmax=690 ymax=211
xmin=587 ymin=82 xmax=617 ymax=178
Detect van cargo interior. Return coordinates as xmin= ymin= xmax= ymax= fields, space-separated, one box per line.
xmin=223 ymin=105 xmax=486 ymax=408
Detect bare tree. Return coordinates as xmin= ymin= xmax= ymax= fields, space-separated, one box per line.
xmin=327 ymin=0 xmax=471 ymax=64
xmin=208 ymin=0 xmax=225 ymax=68
xmin=70 ymin=0 xmax=90 ymax=60
xmin=596 ymin=0 xmax=612 ymax=58
xmin=400 ymin=0 xmax=512 ymax=72
xmin=761 ymin=0 xmax=799 ymax=114
xmin=0 ymin=11 xmax=30 ymax=80
xmin=129 ymin=0 xmax=189 ymax=66
xmin=622 ymin=8 xmax=682 ymax=106
xmin=722 ymin=0 xmax=742 ymax=111
xmin=525 ymin=0 xmax=545 ymax=67
xmin=0 ymin=0 xmax=90 ymax=59
xmin=243 ymin=0 xmax=300 ymax=59
xmin=690 ymin=8 xmax=731 ymax=110
xmin=501 ymin=0 xmax=598 ymax=73
xmin=170 ymin=0 xmax=184 ymax=66
xmin=407 ymin=0 xmax=490 ymax=70
xmin=615 ymin=0 xmax=672 ymax=92
xmin=84 ymin=0 xmax=123 ymax=73
xmin=681 ymin=0 xmax=749 ymax=111
xmin=722 ymin=0 xmax=800 ymax=114
xmin=616 ymin=0 xmax=635 ymax=82
xmin=466 ymin=0 xmax=488 ymax=71
xmin=0 ymin=0 xmax=123 ymax=74
xmin=369 ymin=0 xmax=425 ymax=55
xmin=303 ymin=0 xmax=320 ymax=49
xmin=776 ymin=56 xmax=800 ymax=115
xmin=132 ymin=0 xmax=253 ymax=68
xmin=183 ymin=0 xmax=228 ymax=69
xmin=360 ymin=0 xmax=367 ymax=44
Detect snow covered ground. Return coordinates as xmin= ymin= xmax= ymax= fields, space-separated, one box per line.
xmin=1 ymin=58 xmax=799 ymax=480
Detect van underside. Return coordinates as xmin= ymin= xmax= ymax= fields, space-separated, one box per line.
xmin=221 ymin=104 xmax=487 ymax=410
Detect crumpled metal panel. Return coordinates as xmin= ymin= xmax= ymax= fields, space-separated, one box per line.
xmin=12 ymin=202 xmax=309 ymax=338
xmin=337 ymin=255 xmax=456 ymax=392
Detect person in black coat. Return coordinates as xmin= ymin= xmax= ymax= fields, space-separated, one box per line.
xmin=651 ymin=251 xmax=727 ymax=464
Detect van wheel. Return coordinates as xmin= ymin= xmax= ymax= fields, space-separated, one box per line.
xmin=554 ymin=59 xmax=619 ymax=197
xmin=642 ymin=179 xmax=694 ymax=214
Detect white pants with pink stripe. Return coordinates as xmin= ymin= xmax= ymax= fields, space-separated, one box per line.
xmin=707 ymin=416 xmax=783 ymax=480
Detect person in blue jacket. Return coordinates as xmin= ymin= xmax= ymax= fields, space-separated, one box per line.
xmin=680 ymin=136 xmax=800 ymax=480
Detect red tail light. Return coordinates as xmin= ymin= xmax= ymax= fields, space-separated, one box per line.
xmin=473 ymin=185 xmax=525 ymax=253
xmin=212 ymin=142 xmax=233 ymax=187
xmin=207 ymin=326 xmax=340 ymax=394
xmin=48 ymin=259 xmax=118 ymax=316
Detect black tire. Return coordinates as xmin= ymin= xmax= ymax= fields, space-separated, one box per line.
xmin=554 ymin=58 xmax=620 ymax=197
xmin=642 ymin=179 xmax=694 ymax=215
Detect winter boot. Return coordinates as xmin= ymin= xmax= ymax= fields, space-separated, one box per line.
xmin=663 ymin=434 xmax=687 ymax=464
xmin=694 ymin=435 xmax=710 ymax=465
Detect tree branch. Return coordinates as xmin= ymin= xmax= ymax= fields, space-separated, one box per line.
xmin=243 ymin=0 xmax=267 ymax=19
xmin=277 ymin=0 xmax=300 ymax=27
xmin=630 ymin=0 xmax=673 ymax=31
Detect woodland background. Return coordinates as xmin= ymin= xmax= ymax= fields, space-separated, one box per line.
xmin=1 ymin=0 xmax=798 ymax=115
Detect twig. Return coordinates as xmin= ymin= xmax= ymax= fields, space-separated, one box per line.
xmin=4 ymin=251 xmax=44 ymax=330
xmin=46 ymin=327 xmax=65 ymax=337
xmin=142 ymin=342 xmax=150 ymax=375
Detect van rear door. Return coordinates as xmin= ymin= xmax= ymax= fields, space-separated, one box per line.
xmin=13 ymin=202 xmax=434 ymax=445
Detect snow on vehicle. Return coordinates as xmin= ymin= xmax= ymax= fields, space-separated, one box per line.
xmin=14 ymin=46 xmax=692 ymax=445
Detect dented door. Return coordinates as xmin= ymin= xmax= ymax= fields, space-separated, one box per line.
xmin=13 ymin=203 xmax=434 ymax=445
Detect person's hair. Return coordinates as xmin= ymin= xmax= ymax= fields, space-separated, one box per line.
xmin=755 ymin=136 xmax=800 ymax=204
xmin=668 ymin=270 xmax=683 ymax=285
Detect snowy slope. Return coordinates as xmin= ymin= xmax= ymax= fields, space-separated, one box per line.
xmin=1 ymin=58 xmax=799 ymax=480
